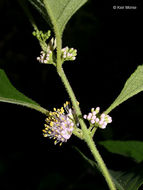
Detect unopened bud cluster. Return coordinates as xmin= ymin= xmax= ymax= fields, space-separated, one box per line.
xmin=33 ymin=30 xmax=51 ymax=42
xmin=37 ymin=50 xmax=53 ymax=64
xmin=83 ymin=107 xmax=112 ymax=129
xmin=61 ymin=47 xmax=77 ymax=61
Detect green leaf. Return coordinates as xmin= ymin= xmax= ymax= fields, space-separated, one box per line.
xmin=0 ymin=69 xmax=47 ymax=114
xmin=110 ymin=165 xmax=143 ymax=190
xmin=29 ymin=0 xmax=88 ymax=35
xmin=99 ymin=140 xmax=143 ymax=163
xmin=75 ymin=147 xmax=143 ymax=190
xmin=105 ymin=65 xmax=143 ymax=114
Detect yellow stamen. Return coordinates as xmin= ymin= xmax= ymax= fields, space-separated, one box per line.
xmin=66 ymin=101 xmax=69 ymax=105
xmin=53 ymin=108 xmax=56 ymax=111
xmin=50 ymin=122 xmax=54 ymax=127
xmin=44 ymin=124 xmax=48 ymax=127
xmin=45 ymin=118 xmax=49 ymax=122
xmin=61 ymin=107 xmax=64 ymax=114
xmin=49 ymin=112 xmax=53 ymax=116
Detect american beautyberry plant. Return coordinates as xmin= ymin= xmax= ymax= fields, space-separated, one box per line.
xmin=1 ymin=0 xmax=143 ymax=189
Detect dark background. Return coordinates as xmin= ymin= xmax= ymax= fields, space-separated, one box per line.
xmin=0 ymin=0 xmax=143 ymax=189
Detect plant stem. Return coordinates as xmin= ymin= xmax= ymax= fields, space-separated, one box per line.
xmin=43 ymin=0 xmax=62 ymax=70
xmin=58 ymin=67 xmax=81 ymax=115
xmin=43 ymin=2 xmax=116 ymax=188
xmin=91 ymin=126 xmax=98 ymax=138
xmin=85 ymin=136 xmax=116 ymax=190
xmin=58 ymin=68 xmax=116 ymax=190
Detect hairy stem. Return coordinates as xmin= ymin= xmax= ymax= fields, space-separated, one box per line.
xmin=56 ymin=43 xmax=116 ymax=190
xmin=58 ymin=68 xmax=116 ymax=190
xmin=43 ymin=2 xmax=116 ymax=189
xmin=43 ymin=0 xmax=62 ymax=70
xmin=85 ymin=136 xmax=116 ymax=190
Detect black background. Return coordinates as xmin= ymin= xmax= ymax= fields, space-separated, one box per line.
xmin=0 ymin=0 xmax=143 ymax=189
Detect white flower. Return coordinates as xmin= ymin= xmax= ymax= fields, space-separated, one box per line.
xmin=83 ymin=107 xmax=112 ymax=129
xmin=43 ymin=101 xmax=76 ymax=145
xmin=37 ymin=50 xmax=53 ymax=64
xmin=61 ymin=47 xmax=77 ymax=61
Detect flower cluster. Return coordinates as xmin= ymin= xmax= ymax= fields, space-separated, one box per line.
xmin=37 ymin=50 xmax=53 ymax=64
xmin=83 ymin=107 xmax=112 ymax=129
xmin=43 ymin=101 xmax=75 ymax=145
xmin=61 ymin=47 xmax=77 ymax=61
